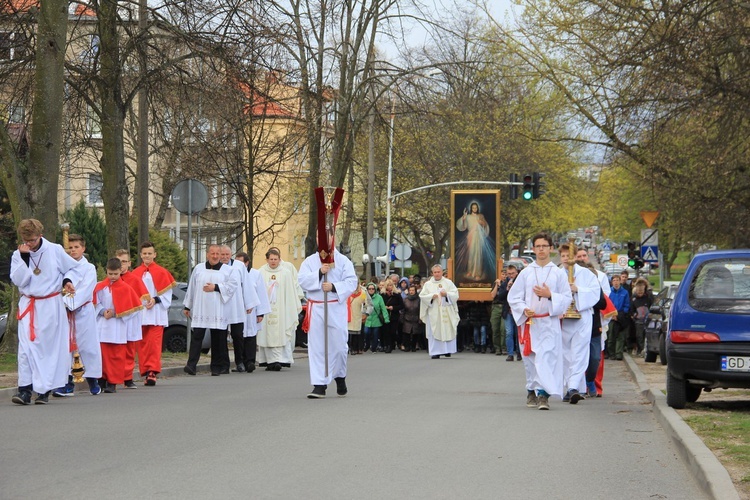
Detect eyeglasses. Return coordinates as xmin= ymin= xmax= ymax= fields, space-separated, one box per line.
xmin=534 ymin=244 xmax=551 ymax=249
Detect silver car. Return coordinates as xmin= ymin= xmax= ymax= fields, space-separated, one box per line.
xmin=164 ymin=283 xmax=212 ymax=353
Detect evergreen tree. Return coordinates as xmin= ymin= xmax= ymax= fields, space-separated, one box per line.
xmin=128 ymin=225 xmax=188 ymax=282
xmin=60 ymin=200 xmax=108 ymax=269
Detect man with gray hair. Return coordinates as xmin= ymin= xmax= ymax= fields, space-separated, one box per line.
xmin=419 ymin=265 xmax=460 ymax=359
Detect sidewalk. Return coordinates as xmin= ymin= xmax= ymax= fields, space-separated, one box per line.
xmin=622 ymin=353 xmax=740 ymax=500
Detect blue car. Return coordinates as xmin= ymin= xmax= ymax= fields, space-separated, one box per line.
xmin=666 ymin=250 xmax=750 ymax=408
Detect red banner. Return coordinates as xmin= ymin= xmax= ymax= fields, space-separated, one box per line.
xmin=314 ymin=187 xmax=345 ymax=264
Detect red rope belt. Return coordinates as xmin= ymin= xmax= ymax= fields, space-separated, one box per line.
xmin=17 ymin=291 xmax=62 ymax=342
xmin=67 ymin=300 xmax=92 ymax=352
xmin=517 ymin=312 xmax=551 ymax=356
xmin=302 ymin=298 xmax=338 ymax=333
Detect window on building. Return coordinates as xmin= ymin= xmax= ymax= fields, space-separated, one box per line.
xmin=88 ymin=173 xmax=104 ymax=206
xmin=88 ymin=106 xmax=102 ymax=139
xmin=8 ymin=105 xmax=24 ymax=124
xmin=0 ymin=32 xmax=28 ymax=61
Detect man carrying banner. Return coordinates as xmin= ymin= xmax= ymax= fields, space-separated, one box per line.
xmin=298 ymin=187 xmax=358 ymax=399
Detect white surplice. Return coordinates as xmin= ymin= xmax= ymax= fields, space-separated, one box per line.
xmin=140 ymin=271 xmax=172 ymax=327
xmin=63 ymin=256 xmax=102 ymax=378
xmin=11 ymin=238 xmax=85 ymax=393
xmin=298 ymin=251 xmax=358 ymax=385
xmin=508 ymin=261 xmax=572 ymax=398
xmin=244 ymin=268 xmax=271 ymax=338
xmin=560 ymin=264 xmax=601 ymax=394
xmin=95 ymin=285 xmax=142 ymax=344
xmin=183 ymin=263 xmax=238 ymax=330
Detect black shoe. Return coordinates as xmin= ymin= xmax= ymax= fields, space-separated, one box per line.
xmin=211 ymin=372 xmax=221 ymax=376
xmin=280 ymin=363 xmax=291 ymax=368
xmin=246 ymin=365 xmax=255 ymax=373
xmin=569 ymin=390 xmax=584 ymax=405
xmin=103 ymin=383 xmax=117 ymax=393
xmin=232 ymin=363 xmax=246 ymax=373
xmin=220 ymin=369 xmax=230 ymax=375
xmin=258 ymin=363 xmax=268 ymax=367
xmin=124 ymin=380 xmax=137 ymax=389
xmin=335 ymin=377 xmax=348 ymax=397
xmin=12 ymin=391 xmax=32 ymax=405
xmin=307 ymin=385 xmax=327 ymax=399
xmin=34 ymin=391 xmax=51 ymax=405
xmin=431 ymin=355 xmax=440 ymax=359
xmin=516 ymin=353 xmax=522 ymax=361
xmin=445 ymin=353 xmax=451 ymax=358
xmin=482 ymin=346 xmax=487 ymax=353
xmin=506 ymin=355 xmax=515 ymax=361
xmin=183 ymin=365 xmax=196 ymax=376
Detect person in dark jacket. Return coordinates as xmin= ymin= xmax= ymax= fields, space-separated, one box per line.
xmin=466 ymin=301 xmax=491 ymax=353
xmin=381 ymin=281 xmax=404 ymax=353
xmin=400 ymin=285 xmax=422 ymax=351
xmin=630 ymin=279 xmax=652 ymax=356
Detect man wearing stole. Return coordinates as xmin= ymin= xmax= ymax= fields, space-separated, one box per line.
xmin=419 ymin=265 xmax=460 ymax=359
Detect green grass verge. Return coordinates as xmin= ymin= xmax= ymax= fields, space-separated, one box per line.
xmin=683 ymin=407 xmax=750 ymax=483
xmin=0 ymin=352 xmax=16 ymax=373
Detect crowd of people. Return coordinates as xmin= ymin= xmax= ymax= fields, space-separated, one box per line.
xmin=10 ymin=218 xmax=652 ymax=407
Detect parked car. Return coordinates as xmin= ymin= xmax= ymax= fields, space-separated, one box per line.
xmin=0 ymin=311 xmax=7 ymax=344
xmin=665 ymin=250 xmax=750 ymax=409
xmin=505 ymin=259 xmax=526 ymax=271
xmin=164 ymin=283 xmax=212 ymax=353
xmin=644 ymin=282 xmax=679 ymax=365
xmin=601 ymin=263 xmax=636 ymax=279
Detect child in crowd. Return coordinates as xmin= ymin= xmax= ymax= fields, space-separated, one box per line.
xmin=116 ymin=249 xmax=150 ymax=388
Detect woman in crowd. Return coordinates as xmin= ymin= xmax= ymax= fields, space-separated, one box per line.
xmin=363 ymin=283 xmax=389 ymax=352
xmin=381 ymin=281 xmax=404 ymax=353
xmin=400 ymin=285 xmax=422 ymax=352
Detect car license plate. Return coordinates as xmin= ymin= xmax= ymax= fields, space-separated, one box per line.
xmin=721 ymin=356 xmax=750 ymax=372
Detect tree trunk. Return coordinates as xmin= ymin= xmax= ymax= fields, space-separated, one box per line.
xmin=98 ymin=0 xmax=130 ymax=254
xmin=27 ymin=0 xmax=68 ymax=236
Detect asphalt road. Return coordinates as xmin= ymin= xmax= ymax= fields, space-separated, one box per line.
xmin=1 ymin=352 xmax=706 ymax=500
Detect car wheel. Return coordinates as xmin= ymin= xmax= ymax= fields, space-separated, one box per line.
xmin=666 ymin=371 xmax=687 ymax=409
xmin=659 ymin=332 xmax=667 ymax=366
xmin=644 ymin=351 xmax=657 ymax=363
xmin=686 ymin=385 xmax=702 ymax=403
xmin=162 ymin=326 xmax=187 ymax=353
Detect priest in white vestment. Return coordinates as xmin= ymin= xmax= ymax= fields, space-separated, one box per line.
xmin=257 ymin=248 xmax=301 ymax=371
xmin=298 ymin=249 xmax=358 ymax=398
xmin=11 ymin=219 xmax=84 ymax=405
xmin=419 ymin=265 xmax=460 ymax=358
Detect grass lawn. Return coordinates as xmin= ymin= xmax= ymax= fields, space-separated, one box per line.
xmin=683 ymin=404 xmax=750 ymax=486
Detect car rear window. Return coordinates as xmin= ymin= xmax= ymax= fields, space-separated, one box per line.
xmin=688 ymin=258 xmax=750 ymax=314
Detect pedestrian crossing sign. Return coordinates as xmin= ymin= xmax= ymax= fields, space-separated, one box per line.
xmin=641 ymin=245 xmax=658 ymax=263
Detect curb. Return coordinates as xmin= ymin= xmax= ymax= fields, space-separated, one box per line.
xmin=623 ymin=354 xmax=740 ymax=500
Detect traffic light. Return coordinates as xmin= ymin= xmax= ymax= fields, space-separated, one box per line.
xmin=509 ymin=173 xmax=518 ymax=200
xmin=627 ymin=241 xmax=636 ymax=267
xmin=522 ymin=174 xmax=533 ymax=200
xmin=532 ymin=172 xmax=546 ymax=198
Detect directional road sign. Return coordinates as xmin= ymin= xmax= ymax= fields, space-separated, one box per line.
xmin=641 ymin=245 xmax=659 ymax=263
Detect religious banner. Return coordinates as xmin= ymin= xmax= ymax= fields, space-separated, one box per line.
xmin=314 ymin=187 xmax=345 ymax=264
xmin=450 ymin=190 xmax=501 ymax=294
